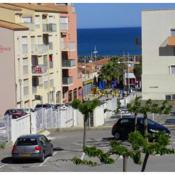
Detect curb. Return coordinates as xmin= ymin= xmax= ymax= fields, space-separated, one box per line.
xmin=47 ymin=125 xmax=112 ymax=133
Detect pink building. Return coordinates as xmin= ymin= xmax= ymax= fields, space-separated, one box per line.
xmin=44 ymin=4 xmax=83 ymax=103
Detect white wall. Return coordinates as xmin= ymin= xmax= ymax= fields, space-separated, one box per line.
xmin=11 ymin=114 xmax=31 ymax=143
xmin=142 ymin=10 xmax=175 ymax=100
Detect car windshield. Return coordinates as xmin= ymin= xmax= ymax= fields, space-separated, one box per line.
xmin=17 ymin=138 xmax=38 ymax=146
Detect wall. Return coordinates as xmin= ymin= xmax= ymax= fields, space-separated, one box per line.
xmin=142 ymin=10 xmax=175 ymax=100
xmin=0 ymin=28 xmax=16 ymax=116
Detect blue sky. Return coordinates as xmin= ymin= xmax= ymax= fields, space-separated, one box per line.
xmin=75 ymin=3 xmax=175 ymax=28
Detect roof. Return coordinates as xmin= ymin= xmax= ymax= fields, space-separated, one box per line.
xmin=40 ymin=3 xmax=69 ymax=13
xmin=167 ymin=36 xmax=175 ymax=46
xmin=9 ymin=3 xmax=63 ymax=13
xmin=0 ymin=20 xmax=28 ymax=31
xmin=18 ymin=134 xmax=43 ymax=139
xmin=0 ymin=4 xmax=22 ymax=11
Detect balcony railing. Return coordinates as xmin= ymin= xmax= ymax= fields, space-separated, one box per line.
xmin=32 ymin=64 xmax=47 ymax=75
xmin=31 ymin=44 xmax=49 ymax=55
xmin=62 ymin=77 xmax=73 ymax=85
xmin=62 ymin=59 xmax=76 ymax=68
xmin=42 ymin=23 xmax=57 ymax=32
xmin=21 ymin=23 xmax=35 ymax=31
xmin=22 ymin=44 xmax=28 ymax=54
xmin=60 ymin=23 xmax=68 ymax=32
xmin=61 ymin=42 xmax=76 ymax=51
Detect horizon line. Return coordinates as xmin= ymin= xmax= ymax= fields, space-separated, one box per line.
xmin=77 ymin=26 xmax=141 ymax=30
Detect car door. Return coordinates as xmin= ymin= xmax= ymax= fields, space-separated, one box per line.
xmin=42 ymin=136 xmax=51 ymax=156
xmin=40 ymin=136 xmax=49 ymax=156
xmin=118 ymin=119 xmax=134 ymax=139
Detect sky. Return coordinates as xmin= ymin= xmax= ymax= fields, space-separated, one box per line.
xmin=75 ymin=3 xmax=175 ymax=29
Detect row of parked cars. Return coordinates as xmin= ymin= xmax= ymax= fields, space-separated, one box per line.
xmin=4 ymin=103 xmax=70 ymax=119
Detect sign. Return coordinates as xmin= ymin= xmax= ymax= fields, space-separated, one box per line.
xmin=0 ymin=45 xmax=11 ymax=54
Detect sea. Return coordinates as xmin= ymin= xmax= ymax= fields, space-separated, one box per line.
xmin=77 ymin=27 xmax=141 ymax=57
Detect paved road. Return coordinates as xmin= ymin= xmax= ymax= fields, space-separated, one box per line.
xmin=0 ymin=118 xmax=175 ymax=172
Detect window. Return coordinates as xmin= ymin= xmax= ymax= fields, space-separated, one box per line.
xmin=23 ymin=58 xmax=28 ymax=75
xmin=22 ymin=17 xmax=32 ymax=23
xmin=169 ymin=65 xmax=175 ymax=75
xmin=17 ymin=138 xmax=37 ymax=146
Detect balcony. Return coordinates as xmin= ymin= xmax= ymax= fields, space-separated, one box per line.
xmin=31 ymin=44 xmax=49 ymax=55
xmin=43 ymin=23 xmax=57 ymax=32
xmin=61 ymin=42 xmax=76 ymax=51
xmin=32 ymin=64 xmax=47 ymax=76
xmin=62 ymin=59 xmax=76 ymax=68
xmin=62 ymin=77 xmax=73 ymax=86
xmin=21 ymin=23 xmax=35 ymax=31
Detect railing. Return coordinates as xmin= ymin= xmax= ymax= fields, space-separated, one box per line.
xmin=32 ymin=64 xmax=47 ymax=75
xmin=60 ymin=23 xmax=68 ymax=32
xmin=43 ymin=23 xmax=57 ymax=32
xmin=21 ymin=23 xmax=35 ymax=31
xmin=31 ymin=44 xmax=49 ymax=55
xmin=62 ymin=59 xmax=75 ymax=67
xmin=61 ymin=42 xmax=76 ymax=51
xmin=62 ymin=77 xmax=73 ymax=85
xmin=22 ymin=44 xmax=28 ymax=54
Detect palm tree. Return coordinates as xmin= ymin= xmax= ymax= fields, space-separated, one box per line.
xmin=71 ymin=99 xmax=100 ymax=150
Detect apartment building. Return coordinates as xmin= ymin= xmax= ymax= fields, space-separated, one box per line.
xmin=0 ymin=4 xmax=63 ymax=115
xmin=43 ymin=4 xmax=83 ymax=103
xmin=142 ymin=9 xmax=175 ymax=100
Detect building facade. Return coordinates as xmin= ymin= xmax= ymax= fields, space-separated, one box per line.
xmin=0 ymin=3 xmax=82 ymax=115
xmin=142 ymin=10 xmax=175 ymax=100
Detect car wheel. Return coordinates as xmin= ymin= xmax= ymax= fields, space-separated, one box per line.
xmin=39 ymin=152 xmax=45 ymax=162
xmin=114 ymin=132 xmax=120 ymax=140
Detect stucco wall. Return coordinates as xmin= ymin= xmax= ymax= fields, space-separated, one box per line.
xmin=0 ymin=28 xmax=16 ymax=116
xmin=142 ymin=10 xmax=175 ymax=100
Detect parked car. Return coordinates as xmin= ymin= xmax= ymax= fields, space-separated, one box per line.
xmin=12 ymin=134 xmax=53 ymax=162
xmin=35 ymin=104 xmax=54 ymax=111
xmin=22 ymin=108 xmax=34 ymax=114
xmin=4 ymin=109 xmax=27 ymax=119
xmin=112 ymin=117 xmax=170 ymax=140
xmin=165 ymin=118 xmax=175 ymax=125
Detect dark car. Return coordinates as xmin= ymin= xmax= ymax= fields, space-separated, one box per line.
xmin=4 ymin=109 xmax=27 ymax=119
xmin=112 ymin=117 xmax=170 ymax=140
xmin=12 ymin=134 xmax=53 ymax=162
xmin=35 ymin=104 xmax=54 ymax=111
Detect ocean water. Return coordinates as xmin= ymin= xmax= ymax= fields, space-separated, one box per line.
xmin=77 ymin=27 xmax=141 ymax=57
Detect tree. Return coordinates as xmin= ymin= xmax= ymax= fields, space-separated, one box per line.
xmin=128 ymin=98 xmax=172 ymax=171
xmin=133 ymin=63 xmax=142 ymax=86
xmin=72 ymin=98 xmax=174 ymax=172
xmin=72 ymin=131 xmax=174 ymax=172
xmin=71 ymin=99 xmax=100 ymax=151
xmin=127 ymin=96 xmax=141 ymax=131
xmin=98 ymin=57 xmax=126 ymax=89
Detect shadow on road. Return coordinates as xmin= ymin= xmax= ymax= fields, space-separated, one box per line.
xmin=1 ymin=157 xmax=39 ymax=164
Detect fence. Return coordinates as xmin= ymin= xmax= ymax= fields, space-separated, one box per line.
xmin=0 ymin=97 xmax=123 ymax=143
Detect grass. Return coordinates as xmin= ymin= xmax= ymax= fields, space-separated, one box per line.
xmin=0 ymin=142 xmax=6 ymax=149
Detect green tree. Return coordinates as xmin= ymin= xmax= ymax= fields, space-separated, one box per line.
xmin=98 ymin=57 xmax=126 ymax=88
xmin=127 ymin=96 xmax=142 ymax=131
xmin=133 ymin=63 xmax=142 ymax=82
xmin=71 ymin=99 xmax=100 ymax=151
xmin=72 ymin=131 xmax=174 ymax=172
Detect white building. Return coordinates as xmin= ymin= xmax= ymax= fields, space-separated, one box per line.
xmin=142 ymin=9 xmax=175 ymax=100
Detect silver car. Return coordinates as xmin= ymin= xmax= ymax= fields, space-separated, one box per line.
xmin=12 ymin=134 xmax=53 ymax=162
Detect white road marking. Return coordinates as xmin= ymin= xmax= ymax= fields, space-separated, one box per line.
xmin=39 ymin=151 xmax=58 ymax=167
xmin=0 ymin=164 xmax=6 ymax=169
